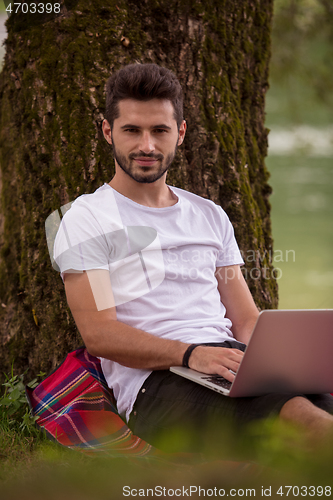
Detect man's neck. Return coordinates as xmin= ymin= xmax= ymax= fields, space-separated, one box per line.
xmin=109 ymin=174 xmax=178 ymax=208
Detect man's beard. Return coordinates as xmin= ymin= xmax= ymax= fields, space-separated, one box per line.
xmin=112 ymin=144 xmax=178 ymax=184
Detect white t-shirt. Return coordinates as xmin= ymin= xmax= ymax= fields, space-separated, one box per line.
xmin=54 ymin=183 xmax=244 ymax=421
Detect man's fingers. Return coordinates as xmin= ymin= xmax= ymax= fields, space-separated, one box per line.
xmin=211 ymin=348 xmax=243 ymax=369
xmin=189 ymin=346 xmax=244 ymax=378
xmin=213 ymin=365 xmax=235 ymax=383
xmin=221 ymin=350 xmax=243 ymax=370
xmin=211 ymin=359 xmax=239 ymax=382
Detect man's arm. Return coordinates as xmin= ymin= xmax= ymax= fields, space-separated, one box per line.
xmin=215 ymin=265 xmax=260 ymax=344
xmin=186 ymin=265 xmax=259 ymax=379
xmin=64 ymin=270 xmax=188 ymax=370
xmin=64 ymin=268 xmax=245 ymax=381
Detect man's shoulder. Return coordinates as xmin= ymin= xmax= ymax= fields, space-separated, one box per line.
xmin=170 ymin=186 xmax=226 ymax=217
xmin=64 ymin=183 xmax=118 ymax=218
xmin=71 ymin=183 xmax=111 ymax=210
xmin=61 ymin=183 xmax=122 ymax=231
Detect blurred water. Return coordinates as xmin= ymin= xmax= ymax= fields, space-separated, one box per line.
xmin=269 ymin=127 xmax=333 ymax=156
xmin=267 ymin=153 xmax=333 ymax=309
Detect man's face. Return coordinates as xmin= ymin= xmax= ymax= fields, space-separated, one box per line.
xmin=103 ymin=99 xmax=186 ymax=184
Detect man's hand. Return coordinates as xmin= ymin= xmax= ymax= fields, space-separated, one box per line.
xmin=188 ymin=346 xmax=244 ymax=382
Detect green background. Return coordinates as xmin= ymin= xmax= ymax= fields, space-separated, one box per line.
xmin=266 ymin=0 xmax=333 ymax=309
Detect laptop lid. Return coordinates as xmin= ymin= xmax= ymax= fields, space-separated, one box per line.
xmin=170 ymin=310 xmax=333 ymax=397
xmin=230 ymin=309 xmax=333 ymax=397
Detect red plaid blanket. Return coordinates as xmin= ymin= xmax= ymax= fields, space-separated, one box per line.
xmin=26 ymin=347 xmax=162 ymax=459
xmin=26 ymin=347 xmax=261 ymax=473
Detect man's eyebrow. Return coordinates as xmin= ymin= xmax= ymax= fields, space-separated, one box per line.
xmin=152 ymin=124 xmax=172 ymax=130
xmin=121 ymin=124 xmax=140 ymax=129
xmin=120 ymin=124 xmax=172 ymax=130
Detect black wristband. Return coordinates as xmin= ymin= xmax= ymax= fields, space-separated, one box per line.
xmin=182 ymin=344 xmax=199 ymax=368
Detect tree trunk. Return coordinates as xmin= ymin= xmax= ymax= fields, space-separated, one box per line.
xmin=0 ymin=0 xmax=277 ymax=378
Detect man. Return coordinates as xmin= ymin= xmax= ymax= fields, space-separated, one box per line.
xmin=55 ymin=63 xmax=333 ymax=452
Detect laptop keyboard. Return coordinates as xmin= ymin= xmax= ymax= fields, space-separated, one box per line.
xmin=201 ymin=376 xmax=232 ymax=390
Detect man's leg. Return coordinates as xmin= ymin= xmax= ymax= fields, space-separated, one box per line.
xmin=129 ymin=370 xmax=333 ymax=453
xmin=280 ymin=396 xmax=333 ymax=444
xmin=129 ymin=341 xmax=333 ymax=452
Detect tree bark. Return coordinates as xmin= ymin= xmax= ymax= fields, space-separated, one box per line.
xmin=0 ymin=0 xmax=277 ymax=378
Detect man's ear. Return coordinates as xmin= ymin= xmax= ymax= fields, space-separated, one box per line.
xmin=102 ymin=119 xmax=112 ymax=145
xmin=177 ymin=120 xmax=186 ymax=146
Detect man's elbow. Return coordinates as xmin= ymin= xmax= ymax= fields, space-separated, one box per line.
xmin=74 ymin=311 xmax=118 ymax=358
xmin=232 ymin=312 xmax=259 ymax=344
xmin=80 ymin=328 xmax=111 ymax=358
xmin=84 ymin=341 xmax=101 ymax=358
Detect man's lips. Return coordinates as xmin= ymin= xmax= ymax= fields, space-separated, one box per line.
xmin=133 ymin=157 xmax=161 ymax=166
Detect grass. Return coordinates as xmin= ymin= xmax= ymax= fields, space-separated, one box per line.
xmin=0 ymin=422 xmax=333 ymax=499
xmin=1 ymin=373 xmax=333 ymax=499
xmin=1 ymin=414 xmax=333 ymax=499
xmin=0 ymin=423 xmax=40 ymax=476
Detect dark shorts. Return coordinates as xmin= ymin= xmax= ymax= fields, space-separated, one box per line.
xmin=128 ymin=341 xmax=333 ymax=451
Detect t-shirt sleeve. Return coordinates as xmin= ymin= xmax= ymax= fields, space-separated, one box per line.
xmin=53 ymin=202 xmax=110 ymax=281
xmin=215 ymin=207 xmax=244 ymax=267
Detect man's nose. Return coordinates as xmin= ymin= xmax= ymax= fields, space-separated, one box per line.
xmin=139 ymin=131 xmax=154 ymax=154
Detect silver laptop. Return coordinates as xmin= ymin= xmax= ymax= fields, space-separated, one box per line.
xmin=170 ymin=310 xmax=333 ymax=397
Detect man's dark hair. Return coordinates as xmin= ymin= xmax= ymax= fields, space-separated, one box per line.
xmin=105 ymin=63 xmax=184 ymax=130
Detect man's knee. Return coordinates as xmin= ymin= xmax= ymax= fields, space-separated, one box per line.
xmin=280 ymin=396 xmax=333 ymax=430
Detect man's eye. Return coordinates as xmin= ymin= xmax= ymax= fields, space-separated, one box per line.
xmin=154 ymin=129 xmax=168 ymax=134
xmin=124 ymin=129 xmax=139 ymax=133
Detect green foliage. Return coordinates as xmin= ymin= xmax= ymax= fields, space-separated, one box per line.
xmin=268 ymin=0 xmax=333 ymax=126
xmin=1 ymin=412 xmax=333 ymax=498
xmin=0 ymin=369 xmax=48 ymax=482
xmin=0 ymin=366 xmax=45 ymax=436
